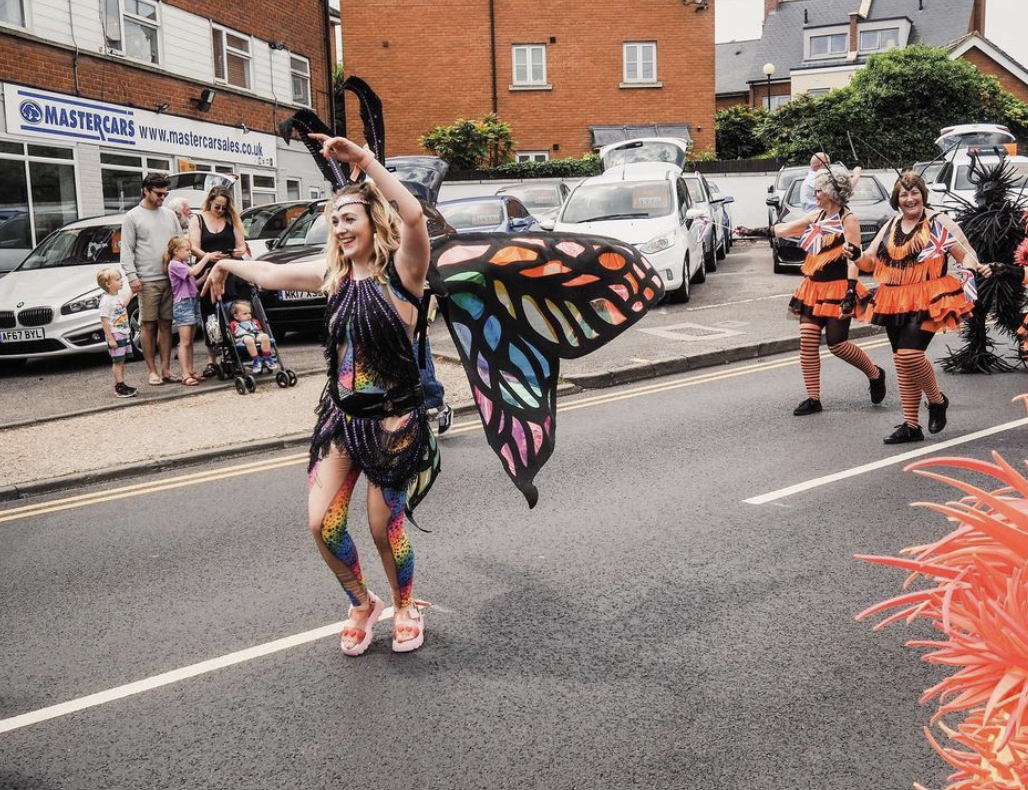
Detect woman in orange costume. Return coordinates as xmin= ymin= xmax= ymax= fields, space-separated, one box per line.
xmin=852 ymin=171 xmax=983 ymax=444
xmin=773 ymin=163 xmax=884 ymax=417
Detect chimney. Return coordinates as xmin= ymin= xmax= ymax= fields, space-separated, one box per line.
xmin=849 ymin=12 xmax=860 ymax=58
xmin=765 ymin=0 xmax=780 ymax=20
xmin=969 ymin=0 xmax=986 ymax=34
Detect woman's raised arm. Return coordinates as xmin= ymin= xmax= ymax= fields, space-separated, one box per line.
xmin=200 ymin=258 xmax=327 ymax=303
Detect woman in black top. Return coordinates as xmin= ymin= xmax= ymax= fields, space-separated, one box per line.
xmin=189 ymin=186 xmax=246 ymax=377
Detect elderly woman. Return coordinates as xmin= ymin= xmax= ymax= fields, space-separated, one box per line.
xmin=189 ymin=186 xmax=245 ymax=378
xmin=168 ymin=197 xmax=192 ymax=234
xmin=773 ymin=164 xmax=884 ymax=417
xmin=851 ymin=170 xmax=982 ymax=444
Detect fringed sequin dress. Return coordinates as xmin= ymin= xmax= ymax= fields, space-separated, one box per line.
xmin=788 ymin=209 xmax=871 ymax=320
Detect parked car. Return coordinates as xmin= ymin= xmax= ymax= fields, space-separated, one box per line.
xmin=241 ymin=201 xmax=312 ymax=259
xmin=494 ymin=182 xmax=570 ymax=226
xmin=928 ymin=149 xmax=1028 ymax=213
xmin=707 ymin=180 xmax=734 ymax=256
xmin=0 ymin=215 xmax=141 ymax=361
xmin=682 ymin=172 xmax=733 ymax=271
xmin=165 ymin=171 xmax=238 ymax=210
xmin=437 ymin=196 xmax=538 ymax=234
xmin=768 ymin=175 xmax=896 ymax=274
xmin=936 ymin=123 xmax=1018 ymax=156
xmin=598 ymin=138 xmax=690 ymax=172
xmin=552 ymin=162 xmax=705 ymax=303
xmin=766 ymin=165 xmax=809 ymax=236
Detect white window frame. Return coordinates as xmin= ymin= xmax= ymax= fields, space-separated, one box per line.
xmin=622 ymin=42 xmax=658 ymax=85
xmin=285 ymin=178 xmax=302 ymax=201
xmin=212 ymin=23 xmax=253 ymax=90
xmin=763 ymin=94 xmax=791 ymax=111
xmin=807 ymin=32 xmax=848 ymax=60
xmin=858 ymin=26 xmax=900 ymax=53
xmin=99 ymin=151 xmax=172 ymax=214
xmin=511 ymin=44 xmax=548 ymax=88
xmin=103 ymin=0 xmax=162 ymax=65
xmin=806 ymin=88 xmax=830 ymax=98
xmin=289 ymin=54 xmax=312 ymax=107
xmin=240 ymin=172 xmax=278 ymax=210
xmin=309 ymin=186 xmax=322 ymax=200
xmin=516 ymin=151 xmax=550 ymax=163
xmin=0 ymin=140 xmax=82 ymax=249
xmin=0 ymin=0 xmax=28 ymax=30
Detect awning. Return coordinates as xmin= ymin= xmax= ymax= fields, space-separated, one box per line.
xmin=588 ymin=124 xmax=693 ymax=150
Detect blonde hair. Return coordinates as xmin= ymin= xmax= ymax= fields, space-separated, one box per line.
xmin=322 ymin=181 xmax=401 ymax=293
xmin=813 ymin=165 xmax=854 ymax=207
xmin=162 ymin=235 xmax=191 ymax=273
xmin=202 ymin=186 xmax=244 ymax=238
xmin=231 ymin=299 xmax=252 ymax=317
xmin=96 ymin=267 xmax=122 ymax=292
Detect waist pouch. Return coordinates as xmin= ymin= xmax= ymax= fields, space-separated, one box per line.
xmin=331 ymin=382 xmax=425 ymax=419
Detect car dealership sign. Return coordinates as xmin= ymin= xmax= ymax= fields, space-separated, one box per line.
xmin=3 ymin=84 xmax=276 ymax=167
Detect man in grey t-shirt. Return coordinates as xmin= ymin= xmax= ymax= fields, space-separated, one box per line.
xmin=121 ymin=173 xmax=180 ymax=385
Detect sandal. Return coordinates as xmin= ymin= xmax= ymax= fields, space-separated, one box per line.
xmin=340 ymin=592 xmax=384 ymax=657
xmin=392 ymin=603 xmax=425 ymax=653
xmin=201 ymin=363 xmax=219 ymax=379
xmin=147 ymin=372 xmax=164 ymax=386
xmin=161 ymin=373 xmax=183 ymax=383
xmin=182 ymin=375 xmax=201 ymax=387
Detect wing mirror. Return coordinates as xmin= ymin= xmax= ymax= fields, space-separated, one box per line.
xmin=685 ymin=208 xmax=704 ymax=221
xmin=539 ymin=218 xmax=555 ymax=231
xmin=767 ymin=184 xmax=774 ymax=194
xmin=766 ymin=196 xmax=781 ymax=207
xmin=265 ymin=237 xmax=278 ymax=251
xmin=720 ymin=196 xmax=735 ymax=205
xmin=929 ymin=182 xmax=949 ymax=193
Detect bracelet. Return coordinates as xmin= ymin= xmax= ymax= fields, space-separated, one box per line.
xmin=357 ymin=149 xmax=375 ymax=170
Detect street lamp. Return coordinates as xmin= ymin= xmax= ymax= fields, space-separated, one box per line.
xmin=763 ymin=62 xmax=776 ymax=111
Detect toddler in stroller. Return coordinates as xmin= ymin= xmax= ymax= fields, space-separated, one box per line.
xmin=229 ymin=299 xmax=277 ymax=373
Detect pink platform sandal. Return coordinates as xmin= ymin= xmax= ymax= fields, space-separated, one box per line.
xmin=339 ymin=591 xmax=384 ymax=657
xmin=391 ymin=603 xmax=424 ymax=653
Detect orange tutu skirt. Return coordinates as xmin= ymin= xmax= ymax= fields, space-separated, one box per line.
xmin=862 ymin=275 xmax=973 ymax=333
xmin=788 ymin=277 xmax=871 ymax=320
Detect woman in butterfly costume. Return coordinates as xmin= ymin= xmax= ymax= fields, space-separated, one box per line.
xmin=773 ymin=163 xmax=884 ymax=417
xmin=203 ymin=110 xmax=664 ymax=656
xmin=850 ymin=171 xmax=985 ymax=444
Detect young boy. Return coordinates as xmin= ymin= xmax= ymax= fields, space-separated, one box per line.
xmin=97 ymin=267 xmax=138 ymax=398
xmin=229 ymin=300 xmax=276 ymax=374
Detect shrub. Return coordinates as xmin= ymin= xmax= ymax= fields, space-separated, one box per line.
xmin=419 ymin=114 xmax=516 ymax=170
xmin=715 ymin=105 xmax=770 ymax=160
xmin=490 ymin=154 xmax=601 ymax=179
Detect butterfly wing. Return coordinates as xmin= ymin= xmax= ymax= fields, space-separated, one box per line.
xmin=432 ymin=231 xmax=664 ymax=506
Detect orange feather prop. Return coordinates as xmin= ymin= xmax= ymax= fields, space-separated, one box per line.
xmin=856 ymin=395 xmax=1028 ymax=790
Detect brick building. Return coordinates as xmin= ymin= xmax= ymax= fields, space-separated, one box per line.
xmin=0 ymin=0 xmax=333 ymax=268
xmin=339 ymin=0 xmax=716 ymax=161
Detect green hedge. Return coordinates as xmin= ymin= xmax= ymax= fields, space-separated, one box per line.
xmin=489 ymin=154 xmax=602 ymax=179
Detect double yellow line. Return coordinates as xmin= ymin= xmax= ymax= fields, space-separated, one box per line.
xmin=0 ymin=336 xmax=893 ymax=525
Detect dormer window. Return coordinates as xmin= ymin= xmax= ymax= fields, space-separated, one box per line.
xmin=859 ymin=27 xmax=900 ymax=52
xmin=809 ymin=33 xmax=847 ymax=58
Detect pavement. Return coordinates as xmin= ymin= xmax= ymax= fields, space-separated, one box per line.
xmin=4 ymin=336 xmax=1028 ymax=790
xmin=3 ymin=237 xmax=999 ymax=496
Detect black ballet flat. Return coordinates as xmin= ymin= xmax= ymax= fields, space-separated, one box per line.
xmin=884 ymin=423 xmax=924 ymax=444
xmin=869 ymin=366 xmax=886 ymax=405
xmin=793 ymin=398 xmax=823 ymax=416
xmin=927 ymin=393 xmax=948 ymax=434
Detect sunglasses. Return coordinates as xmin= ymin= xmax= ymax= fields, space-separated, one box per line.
xmin=212 ymin=204 xmax=227 ymax=211
xmin=151 ymin=190 xmax=169 ymax=198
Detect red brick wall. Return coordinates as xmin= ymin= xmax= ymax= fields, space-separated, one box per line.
xmin=0 ymin=2 xmax=329 ymax=138
xmin=749 ymin=79 xmax=791 ymax=108
xmin=960 ymin=48 xmax=1028 ymax=103
xmin=716 ymin=94 xmax=749 ymax=111
xmin=341 ymin=0 xmax=716 ymax=158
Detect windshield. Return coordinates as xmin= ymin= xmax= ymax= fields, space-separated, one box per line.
xmin=955 ymin=162 xmax=1028 ymax=191
xmin=280 ymin=204 xmax=328 ymax=247
xmin=241 ymin=204 xmax=307 ymax=239
xmin=20 ymin=224 xmax=121 ymax=270
xmin=785 ymin=177 xmax=886 ymax=208
xmin=916 ymin=162 xmax=946 ymax=184
xmin=497 ymin=186 xmax=562 ymax=210
xmin=439 ymin=201 xmax=504 ymax=230
xmin=166 ymin=173 xmax=233 ymax=192
xmin=684 ymin=179 xmax=706 ymax=204
xmin=603 ymin=142 xmax=686 ymax=170
xmin=939 ymin=132 xmax=1015 ymax=152
xmin=776 ymin=168 xmax=807 ymax=192
xmin=562 ymin=181 xmax=674 ymax=224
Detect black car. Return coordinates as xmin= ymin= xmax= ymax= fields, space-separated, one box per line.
xmin=255 ymin=157 xmax=451 ymax=336
xmin=767 ymin=175 xmax=896 ymax=274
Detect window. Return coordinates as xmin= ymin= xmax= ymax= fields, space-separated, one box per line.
xmin=623 ymin=42 xmax=657 ymax=84
xmin=763 ymin=94 xmax=791 ymax=111
xmin=102 ymin=0 xmax=161 ymax=64
xmin=512 ymin=45 xmax=547 ymax=87
xmin=0 ymin=0 xmax=25 ymax=27
xmin=290 ymin=56 xmax=311 ymax=106
xmin=859 ymin=27 xmax=899 ymax=52
xmin=807 ymin=88 xmax=830 ymax=98
xmin=213 ymin=25 xmax=252 ymax=89
xmin=309 ymin=187 xmax=322 ymax=200
xmin=809 ymin=33 xmax=847 ymax=58
xmin=239 ymin=173 xmax=277 ymax=210
xmin=516 ymin=151 xmax=550 ymax=163
xmin=100 ymin=152 xmax=171 ymax=214
xmin=286 ymin=178 xmax=301 ymax=201
xmin=0 ymin=141 xmax=79 ymax=272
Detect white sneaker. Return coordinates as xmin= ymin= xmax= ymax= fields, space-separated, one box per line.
xmin=437 ymin=404 xmax=453 ymax=435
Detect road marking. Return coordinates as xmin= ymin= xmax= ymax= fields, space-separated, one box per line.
xmin=637 ymin=321 xmax=746 ymax=341
xmin=0 ymin=337 xmax=892 ymax=524
xmin=0 ymin=601 xmax=429 ymax=735
xmin=680 ymin=293 xmax=793 ymax=312
xmin=744 ymin=416 xmax=1028 ymax=505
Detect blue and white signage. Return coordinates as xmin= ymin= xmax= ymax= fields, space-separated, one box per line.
xmin=4 ymin=84 xmax=276 ymax=168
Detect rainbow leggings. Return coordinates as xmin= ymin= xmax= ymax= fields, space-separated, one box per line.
xmin=316 ymin=466 xmax=414 ymax=608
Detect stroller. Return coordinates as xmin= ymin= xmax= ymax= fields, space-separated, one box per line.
xmin=207 ymin=285 xmax=298 ymax=395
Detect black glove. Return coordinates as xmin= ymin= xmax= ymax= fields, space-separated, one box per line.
xmin=840 ymin=279 xmax=857 ymax=317
xmin=990 ymin=262 xmax=1022 ymax=279
xmin=843 ymin=241 xmax=861 ymax=261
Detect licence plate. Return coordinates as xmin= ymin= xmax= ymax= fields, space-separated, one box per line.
xmin=1 ymin=327 xmax=44 ymax=343
xmin=278 ymin=290 xmax=321 ymax=301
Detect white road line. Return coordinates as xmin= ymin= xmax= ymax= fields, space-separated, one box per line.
xmin=744 ymin=417 xmax=1028 ymax=505
xmin=683 ymin=293 xmax=793 ymax=312
xmin=0 ymin=606 xmax=405 ymax=735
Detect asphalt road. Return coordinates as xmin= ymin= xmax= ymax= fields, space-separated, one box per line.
xmin=3 ymin=338 xmax=1028 ymax=790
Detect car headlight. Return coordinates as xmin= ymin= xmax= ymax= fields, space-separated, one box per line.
xmin=61 ymin=289 xmax=104 ymax=315
xmin=640 ymin=231 xmax=676 ymax=254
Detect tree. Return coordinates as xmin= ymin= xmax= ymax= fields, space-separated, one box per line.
xmin=715 ymin=105 xmax=770 ymax=160
xmin=419 ymin=115 xmax=517 ymax=170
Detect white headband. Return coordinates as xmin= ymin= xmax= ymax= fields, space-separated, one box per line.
xmin=333 ymin=195 xmax=368 ymax=212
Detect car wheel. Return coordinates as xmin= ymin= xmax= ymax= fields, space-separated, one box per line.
xmin=703 ymin=237 xmax=717 ymax=273
xmin=667 ymin=255 xmax=691 ymax=304
xmin=691 ymin=254 xmax=707 ymax=284
xmin=128 ymin=299 xmax=142 ymax=360
xmin=772 ymin=244 xmax=789 ymax=274
xmin=715 ymin=231 xmax=727 ymax=261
